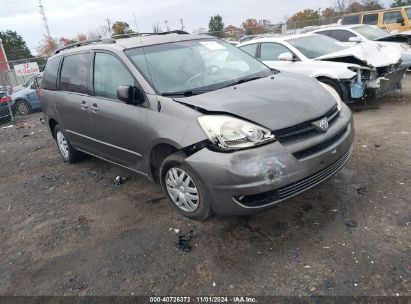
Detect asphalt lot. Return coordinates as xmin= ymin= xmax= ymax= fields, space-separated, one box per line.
xmin=0 ymin=77 xmax=410 ymax=297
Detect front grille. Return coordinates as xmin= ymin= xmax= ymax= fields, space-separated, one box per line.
xmin=293 ymin=127 xmax=347 ymax=160
xmin=273 ymin=105 xmax=339 ymax=143
xmin=234 ymin=146 xmax=353 ymax=208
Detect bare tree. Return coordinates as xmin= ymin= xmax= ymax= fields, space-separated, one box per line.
xmin=334 ymin=0 xmax=352 ymax=13
xmin=153 ymin=23 xmax=162 ymax=33
xmin=87 ymin=25 xmax=110 ymax=39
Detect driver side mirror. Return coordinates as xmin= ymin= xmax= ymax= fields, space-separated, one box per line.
xmin=397 ymin=18 xmax=405 ymax=26
xmin=349 ymin=36 xmax=362 ymax=43
xmin=117 ymin=85 xmax=145 ymax=105
xmin=278 ymin=52 xmax=294 ymax=61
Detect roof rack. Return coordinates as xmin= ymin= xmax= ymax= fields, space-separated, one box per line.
xmin=54 ymin=37 xmax=116 ymax=54
xmin=111 ymin=30 xmax=190 ymax=39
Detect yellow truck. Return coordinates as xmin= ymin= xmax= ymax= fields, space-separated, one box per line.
xmin=342 ymin=6 xmax=411 ymax=32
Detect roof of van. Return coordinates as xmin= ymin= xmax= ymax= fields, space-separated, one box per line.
xmin=343 ymin=5 xmax=411 ymax=16
xmin=50 ymin=33 xmax=214 ymax=58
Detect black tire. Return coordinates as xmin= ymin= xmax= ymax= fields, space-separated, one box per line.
xmin=15 ymin=99 xmax=32 ymax=115
xmin=53 ymin=125 xmax=83 ymax=163
xmin=160 ymin=153 xmax=213 ymax=221
xmin=318 ymin=78 xmax=346 ymax=102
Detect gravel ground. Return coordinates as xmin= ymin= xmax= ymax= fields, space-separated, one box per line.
xmin=0 ymin=77 xmax=410 ymax=298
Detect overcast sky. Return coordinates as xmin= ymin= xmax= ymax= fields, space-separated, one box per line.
xmin=0 ymin=0 xmax=393 ymax=54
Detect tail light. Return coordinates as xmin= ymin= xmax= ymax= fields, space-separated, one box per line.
xmin=0 ymin=96 xmax=12 ymax=104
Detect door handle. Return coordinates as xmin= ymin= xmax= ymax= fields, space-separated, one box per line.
xmin=91 ymin=103 xmax=98 ymax=112
xmin=81 ymin=101 xmax=88 ymax=110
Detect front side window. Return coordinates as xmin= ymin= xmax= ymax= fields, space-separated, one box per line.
xmin=407 ymin=8 xmax=411 ymax=19
xmin=342 ymin=15 xmax=360 ymax=25
xmin=363 ymin=14 xmax=379 ymax=25
xmin=126 ymin=39 xmax=271 ymax=95
xmin=330 ymin=30 xmax=357 ymax=42
xmin=260 ymin=43 xmax=293 ymax=61
xmin=60 ymin=53 xmax=89 ymax=94
xmin=43 ymin=57 xmax=61 ymax=91
xmin=352 ymin=25 xmax=389 ymax=40
xmin=240 ymin=43 xmax=258 ymax=57
xmin=94 ymin=53 xmax=134 ymax=100
xmin=383 ymin=11 xmax=404 ymax=24
xmin=287 ymin=35 xmax=346 ymax=59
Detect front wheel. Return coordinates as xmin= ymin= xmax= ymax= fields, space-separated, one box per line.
xmin=15 ymin=100 xmax=32 ymax=115
xmin=53 ymin=125 xmax=83 ymax=163
xmin=160 ymin=153 xmax=213 ymax=221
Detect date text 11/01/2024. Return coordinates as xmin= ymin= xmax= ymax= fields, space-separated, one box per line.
xmin=149 ymin=296 xmax=257 ymax=303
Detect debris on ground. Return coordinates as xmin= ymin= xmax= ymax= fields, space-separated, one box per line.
xmin=356 ymin=186 xmax=367 ymax=195
xmin=173 ymin=228 xmax=180 ymax=234
xmin=144 ymin=197 xmax=166 ymax=204
xmin=15 ymin=122 xmax=24 ymax=129
xmin=323 ymin=278 xmax=334 ymax=289
xmin=302 ymin=203 xmax=313 ymax=212
xmin=345 ymin=219 xmax=358 ymax=228
xmin=114 ymin=174 xmax=133 ymax=186
xmin=375 ymin=144 xmax=381 ymax=148
xmin=288 ymin=250 xmax=299 ymax=261
xmin=398 ymin=216 xmax=411 ymax=227
xmin=1 ymin=125 xmax=13 ymax=129
xmin=175 ymin=230 xmax=194 ymax=253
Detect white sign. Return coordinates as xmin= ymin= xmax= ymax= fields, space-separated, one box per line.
xmin=14 ymin=62 xmax=40 ymax=76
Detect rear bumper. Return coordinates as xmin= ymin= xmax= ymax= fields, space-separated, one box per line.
xmin=183 ymin=105 xmax=354 ymax=216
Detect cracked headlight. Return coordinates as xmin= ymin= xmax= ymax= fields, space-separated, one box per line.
xmin=320 ymin=82 xmax=344 ymax=112
xmin=197 ymin=115 xmax=275 ymax=151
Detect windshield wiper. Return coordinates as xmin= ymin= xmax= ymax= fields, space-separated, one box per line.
xmin=161 ymin=90 xmax=210 ymax=97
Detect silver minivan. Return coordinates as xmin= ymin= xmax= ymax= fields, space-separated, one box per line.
xmin=40 ymin=32 xmax=354 ymax=220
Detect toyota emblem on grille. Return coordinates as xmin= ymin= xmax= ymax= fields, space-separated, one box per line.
xmin=319 ymin=119 xmax=329 ymax=130
xmin=312 ymin=118 xmax=329 ymax=132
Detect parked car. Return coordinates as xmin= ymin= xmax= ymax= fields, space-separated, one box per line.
xmin=12 ymin=72 xmax=42 ymax=92
xmin=305 ymin=24 xmax=411 ymax=69
xmin=238 ymin=33 xmax=407 ymax=102
xmin=40 ymin=33 xmax=354 ymax=220
xmin=341 ymin=6 xmax=411 ymax=32
xmin=0 ymin=94 xmax=12 ymax=123
xmin=10 ymin=73 xmax=42 ymax=115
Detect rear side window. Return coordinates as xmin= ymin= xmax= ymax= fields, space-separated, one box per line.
xmin=42 ymin=57 xmax=61 ymax=91
xmin=407 ymin=8 xmax=411 ymax=19
xmin=260 ymin=43 xmax=292 ymax=61
xmin=342 ymin=15 xmax=361 ymax=25
xmin=240 ymin=44 xmax=258 ymax=57
xmin=60 ymin=53 xmax=89 ymax=94
xmin=383 ymin=11 xmax=403 ymax=24
xmin=93 ymin=53 xmax=134 ymax=100
xmin=315 ymin=30 xmax=332 ymax=38
xmin=330 ymin=30 xmax=357 ymax=42
xmin=363 ymin=14 xmax=379 ymax=25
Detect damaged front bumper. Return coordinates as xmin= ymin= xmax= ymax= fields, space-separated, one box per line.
xmin=366 ymin=66 xmax=408 ymax=99
xmin=183 ymin=105 xmax=354 ymax=216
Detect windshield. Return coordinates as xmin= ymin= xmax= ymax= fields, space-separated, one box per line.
xmin=287 ymin=35 xmax=347 ymax=59
xmin=125 ymin=39 xmax=271 ymax=95
xmin=352 ymin=25 xmax=390 ymax=40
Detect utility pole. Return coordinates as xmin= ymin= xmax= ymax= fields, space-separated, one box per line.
xmin=38 ymin=0 xmax=51 ymax=38
xmin=180 ymin=19 xmax=185 ymax=31
xmin=318 ymin=8 xmax=322 ymax=26
xmin=164 ymin=20 xmax=170 ymax=31
xmin=106 ymin=18 xmax=112 ymax=35
xmin=132 ymin=12 xmax=139 ymax=33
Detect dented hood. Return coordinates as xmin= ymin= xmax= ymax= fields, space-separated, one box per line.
xmin=315 ymin=41 xmax=401 ymax=68
xmin=174 ymin=72 xmax=337 ymax=131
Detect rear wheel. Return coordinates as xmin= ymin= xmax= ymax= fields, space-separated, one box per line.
xmin=53 ymin=125 xmax=83 ymax=163
xmin=160 ymin=153 xmax=213 ymax=221
xmin=15 ymin=100 xmax=32 ymax=115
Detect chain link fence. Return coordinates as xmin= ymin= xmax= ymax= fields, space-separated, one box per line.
xmin=0 ymin=56 xmax=47 ymax=126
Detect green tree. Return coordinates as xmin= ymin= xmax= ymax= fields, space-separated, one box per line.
xmin=287 ymin=9 xmax=320 ymax=28
xmin=208 ymin=15 xmax=224 ymax=38
xmin=0 ymin=30 xmax=32 ymax=61
xmin=112 ymin=21 xmax=132 ymax=36
xmin=392 ymin=0 xmax=411 ymax=7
